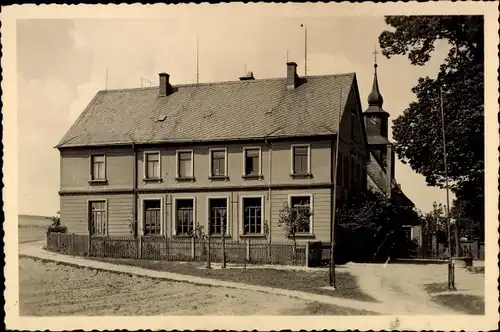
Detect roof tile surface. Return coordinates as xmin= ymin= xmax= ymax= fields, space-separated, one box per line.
xmin=57 ymin=74 xmax=355 ymax=148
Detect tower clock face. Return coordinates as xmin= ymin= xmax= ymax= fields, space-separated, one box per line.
xmin=369 ymin=117 xmax=379 ymax=125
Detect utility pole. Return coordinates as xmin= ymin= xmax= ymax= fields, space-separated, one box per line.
xmin=440 ymin=87 xmax=456 ymax=290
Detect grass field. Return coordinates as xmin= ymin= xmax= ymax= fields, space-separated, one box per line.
xmin=90 ymin=257 xmax=377 ymax=303
xmin=432 ymin=293 xmax=485 ymax=315
xmin=18 ymin=214 xmax=51 ymax=227
xmin=18 ymin=227 xmax=47 ymax=244
xmin=422 ymin=282 xmax=485 ymax=315
xmin=19 ymin=257 xmax=376 ymax=316
xmin=18 ymin=214 xmax=50 ymax=244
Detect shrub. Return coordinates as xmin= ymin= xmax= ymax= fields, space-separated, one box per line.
xmin=46 ymin=211 xmax=68 ymax=234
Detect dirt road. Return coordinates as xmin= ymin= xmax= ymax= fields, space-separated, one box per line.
xmin=344 ymin=262 xmax=484 ymax=315
xmin=19 ymin=258 xmax=368 ymax=316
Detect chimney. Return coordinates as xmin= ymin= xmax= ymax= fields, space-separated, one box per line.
xmin=286 ymin=62 xmax=298 ymax=90
xmin=159 ymin=72 xmax=172 ymax=97
xmin=239 ymin=71 xmax=255 ymax=81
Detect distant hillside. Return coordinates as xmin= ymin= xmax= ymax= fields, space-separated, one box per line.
xmin=18 ymin=214 xmax=52 ymax=228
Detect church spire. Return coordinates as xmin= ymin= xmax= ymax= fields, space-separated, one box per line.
xmin=367 ymin=47 xmax=384 ymax=107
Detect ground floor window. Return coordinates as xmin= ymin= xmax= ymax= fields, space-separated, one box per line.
xmin=143 ymin=199 xmax=162 ymax=235
xmin=175 ymin=198 xmax=194 ymax=235
xmin=89 ymin=200 xmax=107 ymax=235
xmin=208 ymin=198 xmax=228 ymax=235
xmin=289 ymin=195 xmax=312 ymax=234
xmin=242 ymin=197 xmax=262 ymax=234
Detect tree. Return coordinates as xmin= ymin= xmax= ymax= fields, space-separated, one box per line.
xmin=277 ymin=201 xmax=312 ymax=258
xmin=46 ymin=211 xmax=68 ymax=234
xmin=379 ymin=16 xmax=484 ymax=239
xmin=336 ymin=190 xmax=419 ymax=262
xmin=421 ymin=202 xmax=448 ymax=243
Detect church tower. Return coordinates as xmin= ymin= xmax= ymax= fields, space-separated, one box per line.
xmin=363 ymin=50 xmax=395 ymax=181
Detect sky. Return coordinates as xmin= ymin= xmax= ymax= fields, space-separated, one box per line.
xmin=17 ymin=14 xmax=454 ymax=217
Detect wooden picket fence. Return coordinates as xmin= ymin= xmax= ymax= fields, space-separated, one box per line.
xmin=46 ymin=232 xmax=308 ymax=266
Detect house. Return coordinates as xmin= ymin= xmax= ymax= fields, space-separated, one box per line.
xmin=56 ymin=62 xmax=371 ymax=243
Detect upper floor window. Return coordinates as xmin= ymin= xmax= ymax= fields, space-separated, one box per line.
xmin=176 ymin=150 xmax=194 ymax=179
xmin=343 ymin=156 xmax=350 ymax=187
xmin=291 ymin=144 xmax=310 ymax=175
xmin=90 ymin=154 xmax=106 ymax=181
xmin=209 ymin=148 xmax=227 ymax=178
xmin=350 ymin=153 xmax=356 ymax=185
xmin=351 ymin=109 xmax=356 ymax=140
xmin=144 ymin=151 xmax=161 ymax=179
xmin=243 ymin=147 xmax=261 ymax=177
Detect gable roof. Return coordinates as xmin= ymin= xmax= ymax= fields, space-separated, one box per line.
xmin=56 ymin=73 xmax=356 ymax=148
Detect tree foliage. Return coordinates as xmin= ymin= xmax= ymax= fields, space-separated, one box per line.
xmin=420 ymin=202 xmax=448 ymax=243
xmin=336 ymin=190 xmax=419 ymax=262
xmin=278 ymin=201 xmax=312 ymax=254
xmin=379 ymin=16 xmax=484 ymax=238
xmin=46 ymin=211 xmax=68 ymax=234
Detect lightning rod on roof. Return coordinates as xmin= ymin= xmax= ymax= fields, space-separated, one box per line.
xmin=300 ymin=24 xmax=307 ymax=77
xmin=140 ymin=77 xmax=154 ymax=88
xmin=196 ymin=35 xmax=200 ymax=84
xmin=105 ymin=68 xmax=108 ymax=91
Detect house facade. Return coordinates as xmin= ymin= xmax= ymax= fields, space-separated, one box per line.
xmin=57 ymin=62 xmax=370 ymax=243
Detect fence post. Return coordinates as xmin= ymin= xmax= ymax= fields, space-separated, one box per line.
xmin=246 ymin=238 xmax=250 ymax=262
xmin=305 ymin=242 xmax=310 ymax=267
xmin=191 ymin=237 xmax=196 ymax=260
xmin=206 ymin=232 xmax=212 ymax=269
xmin=57 ymin=232 xmax=61 ymax=250
xmin=71 ymin=233 xmax=75 ymax=253
xmin=138 ymin=236 xmax=143 ymax=259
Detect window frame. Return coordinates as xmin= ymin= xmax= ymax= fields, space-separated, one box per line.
xmin=172 ymin=197 xmax=196 ymax=236
xmin=87 ymin=199 xmax=108 ymax=236
xmin=141 ymin=197 xmax=164 ymax=236
xmin=239 ymin=195 xmax=265 ymax=236
xmin=242 ymin=146 xmax=262 ymax=178
xmin=175 ymin=149 xmax=195 ymax=180
xmin=350 ymin=153 xmax=357 ymax=186
xmin=287 ymin=194 xmax=314 ymax=235
xmin=206 ymin=196 xmax=231 ymax=236
xmin=290 ymin=143 xmax=311 ymax=175
xmin=351 ymin=108 xmax=357 ymax=141
xmin=89 ymin=153 xmax=107 ymax=182
xmin=143 ymin=151 xmax=161 ymax=180
xmin=208 ymin=147 xmax=228 ymax=179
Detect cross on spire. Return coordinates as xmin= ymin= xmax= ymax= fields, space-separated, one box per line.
xmin=372 ymin=45 xmax=380 ymax=67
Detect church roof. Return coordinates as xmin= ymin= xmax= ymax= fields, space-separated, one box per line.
xmin=56 ymin=72 xmax=356 ymax=148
